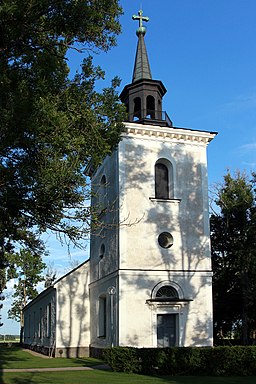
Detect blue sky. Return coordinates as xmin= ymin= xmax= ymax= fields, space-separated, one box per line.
xmin=2 ymin=0 xmax=256 ymax=334
xmin=70 ymin=0 xmax=256 ymax=184
xmin=106 ymin=0 xmax=256 ymax=184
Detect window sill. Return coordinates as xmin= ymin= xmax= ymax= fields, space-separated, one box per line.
xmin=146 ymin=298 xmax=192 ymax=303
xmin=149 ymin=197 xmax=181 ymax=203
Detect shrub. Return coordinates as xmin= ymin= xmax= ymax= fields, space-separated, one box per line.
xmin=103 ymin=347 xmax=140 ymax=373
xmin=205 ymin=346 xmax=256 ymax=376
xmin=175 ymin=347 xmax=203 ymax=375
xmin=138 ymin=347 xmax=177 ymax=375
xmin=103 ymin=346 xmax=256 ymax=376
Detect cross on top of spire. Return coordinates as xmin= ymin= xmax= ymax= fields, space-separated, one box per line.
xmin=132 ymin=9 xmax=149 ymax=36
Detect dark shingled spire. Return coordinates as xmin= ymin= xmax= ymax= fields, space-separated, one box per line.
xmin=120 ymin=9 xmax=172 ymax=127
xmin=132 ymin=10 xmax=152 ymax=82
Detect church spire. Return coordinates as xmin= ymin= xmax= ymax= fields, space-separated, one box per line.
xmin=132 ymin=10 xmax=152 ymax=82
xmin=120 ymin=9 xmax=172 ymax=127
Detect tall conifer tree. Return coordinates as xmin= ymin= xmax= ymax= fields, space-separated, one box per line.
xmin=8 ymin=249 xmax=46 ymax=339
xmin=211 ymin=171 xmax=256 ymax=344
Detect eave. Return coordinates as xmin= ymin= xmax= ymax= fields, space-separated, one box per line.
xmin=122 ymin=122 xmax=217 ymax=145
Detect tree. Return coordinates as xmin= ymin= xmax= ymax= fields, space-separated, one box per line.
xmin=0 ymin=255 xmax=7 ymax=327
xmin=8 ymin=248 xmax=46 ymax=339
xmin=211 ymin=171 xmax=256 ymax=345
xmin=0 ymin=1 xmax=126 ymax=264
xmin=44 ymin=261 xmax=57 ymax=288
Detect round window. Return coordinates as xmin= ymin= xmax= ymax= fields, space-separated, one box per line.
xmin=158 ymin=232 xmax=173 ymax=249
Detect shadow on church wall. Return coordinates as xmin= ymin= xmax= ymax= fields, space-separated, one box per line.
xmin=57 ymin=264 xmax=90 ymax=358
xmin=113 ymin=136 xmax=213 ymax=346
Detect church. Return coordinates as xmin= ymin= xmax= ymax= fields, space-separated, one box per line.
xmin=23 ymin=10 xmax=217 ymax=358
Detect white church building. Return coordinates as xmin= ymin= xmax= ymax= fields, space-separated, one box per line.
xmin=23 ymin=10 xmax=217 ymax=358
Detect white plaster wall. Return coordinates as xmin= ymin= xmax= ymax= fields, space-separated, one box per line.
xmin=182 ymin=273 xmax=213 ymax=346
xmin=90 ymin=151 xmax=119 ymax=282
xmin=118 ymin=270 xmax=213 ymax=347
xmin=89 ymin=122 xmax=215 ymax=349
xmin=118 ymin=126 xmax=212 ymax=272
xmin=89 ymin=273 xmax=118 ymax=348
xmin=23 ymin=288 xmax=56 ymax=349
xmin=116 ymin=123 xmax=214 ymax=347
xmin=55 ymin=261 xmax=90 ymax=350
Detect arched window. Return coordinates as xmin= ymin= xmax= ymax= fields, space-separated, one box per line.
xmin=98 ymin=295 xmax=107 ymax=338
xmin=99 ymin=243 xmax=105 ymax=259
xmin=155 ymin=160 xmax=174 ymax=199
xmin=146 ymin=95 xmax=155 ymax=119
xmin=100 ymin=174 xmax=107 ymax=210
xmin=100 ymin=175 xmax=106 ymax=186
xmin=156 ymin=286 xmax=179 ymax=300
xmin=133 ymin=97 xmax=141 ymax=120
xmin=151 ymin=281 xmax=185 ymax=302
xmin=47 ymin=303 xmax=51 ymax=338
xmin=155 ymin=163 xmax=169 ymax=199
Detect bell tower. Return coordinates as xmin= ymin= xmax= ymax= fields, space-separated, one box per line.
xmin=89 ymin=9 xmax=216 ymax=354
xmin=120 ymin=10 xmax=172 ymax=127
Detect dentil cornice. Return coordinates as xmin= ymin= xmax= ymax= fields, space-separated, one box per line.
xmin=123 ymin=122 xmax=217 ymax=145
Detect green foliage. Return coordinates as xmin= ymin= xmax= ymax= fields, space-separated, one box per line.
xmin=201 ymin=347 xmax=256 ymax=376
xmin=0 ymin=0 xmax=122 ymax=57
xmin=175 ymin=347 xmax=202 ymax=375
xmin=0 ymin=268 xmax=6 ymax=294
xmin=103 ymin=347 xmax=140 ymax=373
xmin=104 ymin=346 xmax=256 ymax=376
xmin=138 ymin=347 xmax=202 ymax=376
xmin=0 ymin=334 xmax=19 ymax=341
xmin=138 ymin=347 xmax=177 ymax=375
xmin=1 ymin=345 xmax=256 ymax=382
xmin=7 ymin=249 xmax=46 ymax=324
xmin=0 ymin=1 xmax=125 ymax=274
xmin=210 ymin=171 xmax=256 ymax=344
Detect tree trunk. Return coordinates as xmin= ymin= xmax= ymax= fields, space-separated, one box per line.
xmin=241 ymin=271 xmax=250 ymax=345
xmin=20 ymin=326 xmax=24 ymax=344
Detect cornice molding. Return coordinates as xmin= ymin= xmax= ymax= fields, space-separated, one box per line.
xmin=122 ymin=122 xmax=217 ymax=145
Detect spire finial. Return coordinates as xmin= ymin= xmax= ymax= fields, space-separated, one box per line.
xmin=132 ymin=9 xmax=149 ymax=36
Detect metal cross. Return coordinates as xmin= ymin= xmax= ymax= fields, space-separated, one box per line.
xmin=132 ymin=9 xmax=149 ymax=28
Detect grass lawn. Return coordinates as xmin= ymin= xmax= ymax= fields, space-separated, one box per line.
xmin=0 ymin=345 xmax=102 ymax=369
xmin=0 ymin=340 xmax=20 ymax=343
xmin=1 ymin=345 xmax=256 ymax=384
xmin=2 ymin=372 xmax=256 ymax=384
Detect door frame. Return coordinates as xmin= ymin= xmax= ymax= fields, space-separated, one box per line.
xmin=150 ymin=303 xmax=187 ymax=347
xmin=157 ymin=313 xmax=179 ymax=347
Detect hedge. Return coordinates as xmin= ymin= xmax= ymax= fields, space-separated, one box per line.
xmin=102 ymin=347 xmax=140 ymax=373
xmin=103 ymin=346 xmax=256 ymax=376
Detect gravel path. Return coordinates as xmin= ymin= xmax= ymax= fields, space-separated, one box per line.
xmin=2 ymin=365 xmax=110 ymax=372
